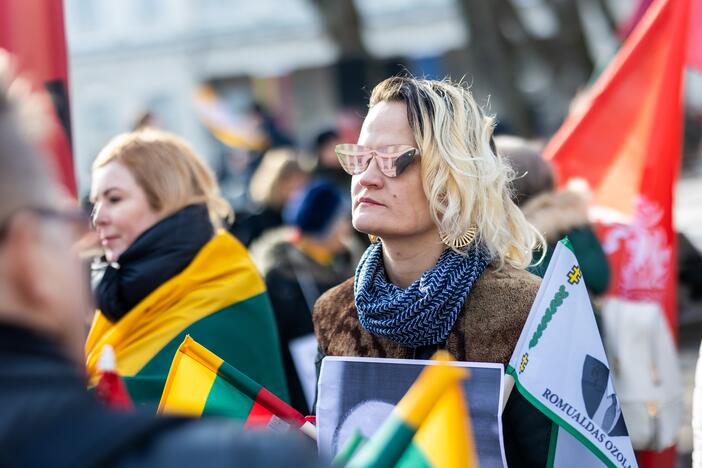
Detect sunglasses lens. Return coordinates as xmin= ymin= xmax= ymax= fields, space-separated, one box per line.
xmin=394 ymin=148 xmax=416 ymax=176
xmin=377 ymin=154 xmax=397 ymax=177
xmin=336 ymin=144 xmax=371 ymax=175
xmin=375 ymin=146 xmax=417 ymax=177
xmin=335 ymin=144 xmax=418 ymax=177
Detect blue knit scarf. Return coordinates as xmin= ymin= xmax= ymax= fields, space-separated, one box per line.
xmin=354 ymin=243 xmax=491 ymax=347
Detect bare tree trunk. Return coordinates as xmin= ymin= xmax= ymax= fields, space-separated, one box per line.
xmin=311 ymin=0 xmax=367 ymax=59
xmin=595 ymin=0 xmax=621 ymax=36
xmin=310 ymin=0 xmax=374 ymax=108
xmin=458 ymin=0 xmax=533 ymax=135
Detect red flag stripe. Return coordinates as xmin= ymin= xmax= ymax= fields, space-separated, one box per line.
xmin=254 ymin=387 xmax=307 ymax=426
xmin=243 ymin=401 xmax=275 ymax=429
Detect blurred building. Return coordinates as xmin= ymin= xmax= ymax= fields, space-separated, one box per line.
xmin=66 ymin=0 xmax=655 ymax=196
xmin=66 ymin=0 xmax=337 ymax=194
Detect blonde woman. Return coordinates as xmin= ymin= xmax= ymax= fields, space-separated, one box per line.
xmin=313 ymin=76 xmax=551 ymax=466
xmin=231 ymin=147 xmax=309 ymax=246
xmin=86 ymin=129 xmax=288 ymax=408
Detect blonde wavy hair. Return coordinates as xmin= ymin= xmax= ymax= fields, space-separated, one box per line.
xmin=92 ymin=129 xmax=232 ymax=228
xmin=249 ymin=147 xmax=307 ymax=208
xmin=369 ymin=76 xmax=544 ymax=270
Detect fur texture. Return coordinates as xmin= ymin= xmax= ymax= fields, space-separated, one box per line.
xmin=521 ymin=187 xmax=590 ymax=242
xmin=313 ymin=264 xmax=541 ymax=366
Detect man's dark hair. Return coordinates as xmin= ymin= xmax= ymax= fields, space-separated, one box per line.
xmin=313 ymin=129 xmax=339 ymax=154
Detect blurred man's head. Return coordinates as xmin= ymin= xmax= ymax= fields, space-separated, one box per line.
xmin=283 ymin=181 xmax=351 ymax=254
xmin=495 ymin=135 xmax=555 ymax=207
xmin=314 ymin=129 xmax=340 ymax=168
xmin=0 ymin=50 xmax=90 ymax=364
xmin=249 ymin=147 xmax=309 ymax=209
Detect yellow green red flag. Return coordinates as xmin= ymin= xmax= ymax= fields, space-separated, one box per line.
xmin=84 ymin=231 xmax=289 ymax=409
xmin=158 ymin=336 xmax=316 ymax=439
xmin=347 ymin=351 xmax=477 ymax=468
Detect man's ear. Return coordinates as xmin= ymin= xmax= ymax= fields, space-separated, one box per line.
xmin=4 ymin=214 xmax=49 ymax=309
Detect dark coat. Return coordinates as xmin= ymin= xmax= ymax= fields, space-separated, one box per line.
xmin=0 ymin=324 xmax=318 ymax=468
xmin=313 ymin=265 xmax=553 ymax=467
xmin=229 ymin=207 xmax=283 ymax=247
xmin=264 ymin=241 xmax=354 ymax=414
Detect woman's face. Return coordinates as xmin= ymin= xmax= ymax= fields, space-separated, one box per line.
xmin=351 ymin=100 xmax=435 ymax=240
xmin=90 ymin=161 xmax=162 ymax=262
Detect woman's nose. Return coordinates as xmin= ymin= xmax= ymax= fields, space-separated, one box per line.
xmin=91 ymin=203 xmax=106 ymax=228
xmin=356 ymin=155 xmax=384 ymax=189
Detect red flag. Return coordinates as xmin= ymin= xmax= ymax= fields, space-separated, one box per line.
xmin=620 ymin=0 xmax=701 ymax=71
xmin=96 ymin=370 xmax=134 ymax=411
xmin=95 ymin=345 xmax=134 ymax=411
xmin=0 ymin=0 xmax=76 ymax=195
xmin=689 ymin=0 xmax=702 ymax=70
xmin=544 ymin=0 xmax=689 ymax=334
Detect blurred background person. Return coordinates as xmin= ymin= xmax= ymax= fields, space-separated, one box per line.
xmin=252 ymin=181 xmax=357 ymax=414
xmin=311 ymin=129 xmax=347 ymax=194
xmin=0 ymin=50 xmax=318 ymax=468
xmin=230 ymin=147 xmax=309 ymax=246
xmin=86 ymin=129 xmax=289 ymax=408
xmin=310 ymin=128 xmax=373 ymax=248
xmin=249 ymin=102 xmax=294 ymax=153
xmin=496 ymin=134 xmax=611 ymax=299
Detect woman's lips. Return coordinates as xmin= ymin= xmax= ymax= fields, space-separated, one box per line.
xmin=100 ymin=235 xmax=119 ymax=246
xmin=357 ymin=196 xmax=383 ymax=207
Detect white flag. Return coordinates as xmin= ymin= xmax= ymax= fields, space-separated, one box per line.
xmin=507 ymin=238 xmax=638 ymax=468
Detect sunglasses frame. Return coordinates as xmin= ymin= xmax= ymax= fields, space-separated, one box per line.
xmin=335 ymin=144 xmax=419 ymax=178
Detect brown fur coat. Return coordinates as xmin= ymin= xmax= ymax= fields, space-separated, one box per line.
xmin=521 ymin=185 xmax=590 ymax=242
xmin=313 ymin=264 xmax=541 ymax=366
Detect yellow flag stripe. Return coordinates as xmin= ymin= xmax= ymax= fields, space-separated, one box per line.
xmin=395 ymin=351 xmax=467 ymax=428
xmin=85 ymin=231 xmax=265 ymax=381
xmin=411 ymin=382 xmax=477 ymax=467
xmin=157 ymin=336 xmax=224 ymax=416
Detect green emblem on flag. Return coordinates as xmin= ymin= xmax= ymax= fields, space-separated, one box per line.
xmin=528 ymin=285 xmax=569 ymax=349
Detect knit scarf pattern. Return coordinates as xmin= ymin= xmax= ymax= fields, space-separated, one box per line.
xmin=354 ymin=242 xmax=491 ymax=347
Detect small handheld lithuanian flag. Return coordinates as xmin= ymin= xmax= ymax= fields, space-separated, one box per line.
xmin=158 ymin=335 xmax=316 ymax=439
xmin=346 ymin=351 xmax=478 ymax=468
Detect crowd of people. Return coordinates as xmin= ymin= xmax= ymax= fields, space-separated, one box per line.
xmin=0 ymin=54 xmax=319 ymax=468
xmin=1 ymin=45 xmax=697 ymax=467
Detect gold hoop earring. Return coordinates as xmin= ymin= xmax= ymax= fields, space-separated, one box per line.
xmin=369 ymin=234 xmax=380 ymax=244
xmin=441 ymin=226 xmax=477 ymax=249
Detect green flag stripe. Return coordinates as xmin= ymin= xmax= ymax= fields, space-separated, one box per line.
xmin=395 ymin=442 xmax=433 ymax=468
xmin=349 ymin=412 xmax=417 ymax=468
xmin=506 ymin=365 xmax=617 ymax=468
xmin=349 ymin=415 xmax=416 ymax=468
xmin=123 ymin=375 xmax=168 ymax=410
xmin=202 ymin=371 xmax=255 ymax=419
xmin=216 ymin=359 xmax=263 ymax=399
xmin=559 ymin=236 xmax=575 ymax=254
xmin=126 ymin=293 xmax=289 ymax=408
xmin=332 ymin=431 xmax=365 ymax=467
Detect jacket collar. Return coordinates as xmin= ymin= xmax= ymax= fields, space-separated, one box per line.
xmin=0 ymin=322 xmax=68 ymax=364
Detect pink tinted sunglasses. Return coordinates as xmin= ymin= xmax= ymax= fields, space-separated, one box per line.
xmin=335 ymin=144 xmax=418 ymax=178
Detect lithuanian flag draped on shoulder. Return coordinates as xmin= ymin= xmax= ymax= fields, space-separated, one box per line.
xmin=85 ymin=230 xmax=289 ymax=409
xmin=343 ymin=351 xmax=477 ymax=468
xmin=159 ymin=336 xmax=316 ymax=438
